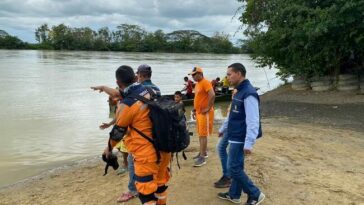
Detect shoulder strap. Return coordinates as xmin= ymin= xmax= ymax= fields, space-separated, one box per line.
xmin=130 ymin=93 xmax=150 ymax=103
xmin=131 ymin=126 xmax=154 ymax=144
xmin=130 ymin=126 xmax=161 ymax=163
xmin=145 ymin=87 xmax=156 ymax=98
xmin=129 ymin=88 xmax=155 ymax=105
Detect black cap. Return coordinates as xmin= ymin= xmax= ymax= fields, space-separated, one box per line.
xmin=137 ymin=64 xmax=152 ymax=74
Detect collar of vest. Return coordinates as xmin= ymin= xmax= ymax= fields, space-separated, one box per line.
xmin=141 ymin=79 xmax=152 ymax=85
xmin=236 ymin=79 xmax=250 ymax=91
xmin=124 ymin=82 xmax=142 ymax=96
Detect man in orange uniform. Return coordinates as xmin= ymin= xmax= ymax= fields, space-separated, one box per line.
xmin=92 ymin=65 xmax=171 ymax=205
xmin=189 ymin=66 xmax=215 ymax=167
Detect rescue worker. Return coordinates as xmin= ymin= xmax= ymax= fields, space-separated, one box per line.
xmin=91 ymin=65 xmax=171 ymax=205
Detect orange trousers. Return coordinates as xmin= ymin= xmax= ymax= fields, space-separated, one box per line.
xmin=134 ymin=151 xmax=171 ymax=205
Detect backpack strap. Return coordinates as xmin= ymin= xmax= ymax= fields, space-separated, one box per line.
xmin=174 ymin=151 xmax=188 ymax=170
xmin=129 ymin=87 xmax=157 ymax=105
xmin=130 ymin=126 xmax=161 ymax=164
xmin=145 ymin=87 xmax=157 ymax=99
xmin=130 ymin=92 xmax=155 ymax=107
xmin=130 ymin=93 xmax=150 ymax=104
xmin=128 ymin=89 xmax=160 ymax=163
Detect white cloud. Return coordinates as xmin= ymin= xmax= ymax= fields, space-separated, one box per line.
xmin=0 ymin=0 xmax=245 ymax=43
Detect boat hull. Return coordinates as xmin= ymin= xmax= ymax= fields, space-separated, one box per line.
xmin=163 ymin=92 xmax=232 ymax=106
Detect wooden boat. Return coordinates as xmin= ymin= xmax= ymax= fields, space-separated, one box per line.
xmin=163 ymin=91 xmax=232 ymax=106
xmin=162 ymin=87 xmax=259 ymax=106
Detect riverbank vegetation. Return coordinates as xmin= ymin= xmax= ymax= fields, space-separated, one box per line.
xmin=0 ymin=30 xmax=28 ymax=49
xmin=0 ymin=24 xmax=248 ymax=54
xmin=238 ymin=0 xmax=364 ymax=78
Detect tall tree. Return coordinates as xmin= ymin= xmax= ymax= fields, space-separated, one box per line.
xmin=238 ymin=0 xmax=364 ymax=78
xmin=141 ymin=29 xmax=167 ymax=52
xmin=94 ymin=27 xmax=111 ymax=51
xmin=35 ymin=24 xmax=50 ymax=44
xmin=166 ymin=30 xmax=208 ymax=52
xmin=115 ymin=24 xmax=146 ymax=51
xmin=71 ymin=27 xmax=96 ymax=50
xmin=49 ymin=24 xmax=72 ymax=50
xmin=210 ymin=32 xmax=234 ymax=53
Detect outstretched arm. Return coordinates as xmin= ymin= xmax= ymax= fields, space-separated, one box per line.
xmin=100 ymin=118 xmax=116 ymax=130
xmin=91 ymin=85 xmax=120 ymax=98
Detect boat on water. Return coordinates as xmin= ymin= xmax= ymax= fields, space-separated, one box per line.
xmin=108 ymin=88 xmax=258 ymax=115
xmin=163 ymin=91 xmax=232 ymax=106
xmin=162 ymin=87 xmax=260 ymax=106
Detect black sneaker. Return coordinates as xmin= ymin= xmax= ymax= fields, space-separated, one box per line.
xmin=217 ymin=192 xmax=241 ymax=204
xmin=214 ymin=176 xmax=231 ymax=188
xmin=246 ymin=192 xmax=265 ymax=205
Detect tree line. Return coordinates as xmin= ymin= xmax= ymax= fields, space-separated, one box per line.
xmin=238 ymin=0 xmax=364 ymax=78
xmin=0 ymin=30 xmax=28 ymax=49
xmin=0 ymin=24 xmax=250 ymax=54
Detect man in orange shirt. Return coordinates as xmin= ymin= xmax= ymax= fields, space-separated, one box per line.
xmin=92 ymin=65 xmax=171 ymax=205
xmin=189 ymin=66 xmax=215 ymax=167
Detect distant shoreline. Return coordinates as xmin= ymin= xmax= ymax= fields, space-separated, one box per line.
xmin=0 ymin=48 xmax=249 ymax=55
xmin=1 ymin=26 xmax=250 ymax=54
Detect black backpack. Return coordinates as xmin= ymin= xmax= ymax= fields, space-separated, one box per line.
xmin=131 ymin=88 xmax=190 ymax=163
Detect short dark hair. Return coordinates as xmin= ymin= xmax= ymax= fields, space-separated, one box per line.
xmin=115 ymin=65 xmax=135 ymax=87
xmin=228 ymin=63 xmax=246 ymax=77
xmin=216 ymin=77 xmax=220 ymax=81
xmin=184 ymin=76 xmax=188 ymax=81
xmin=174 ymin=91 xmax=183 ymax=96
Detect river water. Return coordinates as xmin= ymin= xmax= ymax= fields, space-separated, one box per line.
xmin=0 ymin=50 xmax=282 ymax=187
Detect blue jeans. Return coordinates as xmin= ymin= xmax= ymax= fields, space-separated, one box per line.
xmin=228 ymin=143 xmax=260 ymax=199
xmin=216 ymin=132 xmax=230 ymax=177
xmin=127 ymin=154 xmax=137 ymax=193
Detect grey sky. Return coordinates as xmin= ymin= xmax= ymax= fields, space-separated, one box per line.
xmin=0 ymin=0 xmax=245 ymax=43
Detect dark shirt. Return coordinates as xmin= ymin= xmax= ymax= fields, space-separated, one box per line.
xmin=141 ymin=79 xmax=161 ymax=96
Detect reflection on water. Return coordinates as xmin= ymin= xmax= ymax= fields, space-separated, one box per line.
xmin=214 ymin=108 xmax=225 ymax=120
xmin=0 ymin=50 xmax=282 ymax=187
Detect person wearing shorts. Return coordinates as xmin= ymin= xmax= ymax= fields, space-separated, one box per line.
xmin=189 ymin=66 xmax=215 ymax=167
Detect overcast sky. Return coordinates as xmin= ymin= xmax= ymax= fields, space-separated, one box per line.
xmin=0 ymin=0 xmax=245 ymax=43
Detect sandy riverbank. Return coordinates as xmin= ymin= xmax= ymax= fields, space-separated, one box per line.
xmin=1 ymin=85 xmax=364 ymax=205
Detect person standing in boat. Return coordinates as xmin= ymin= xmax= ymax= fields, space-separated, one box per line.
xmin=211 ymin=77 xmax=221 ymax=93
xmin=221 ymin=75 xmax=230 ymax=94
xmin=182 ymin=76 xmax=195 ymax=99
xmin=189 ymin=66 xmax=215 ymax=167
